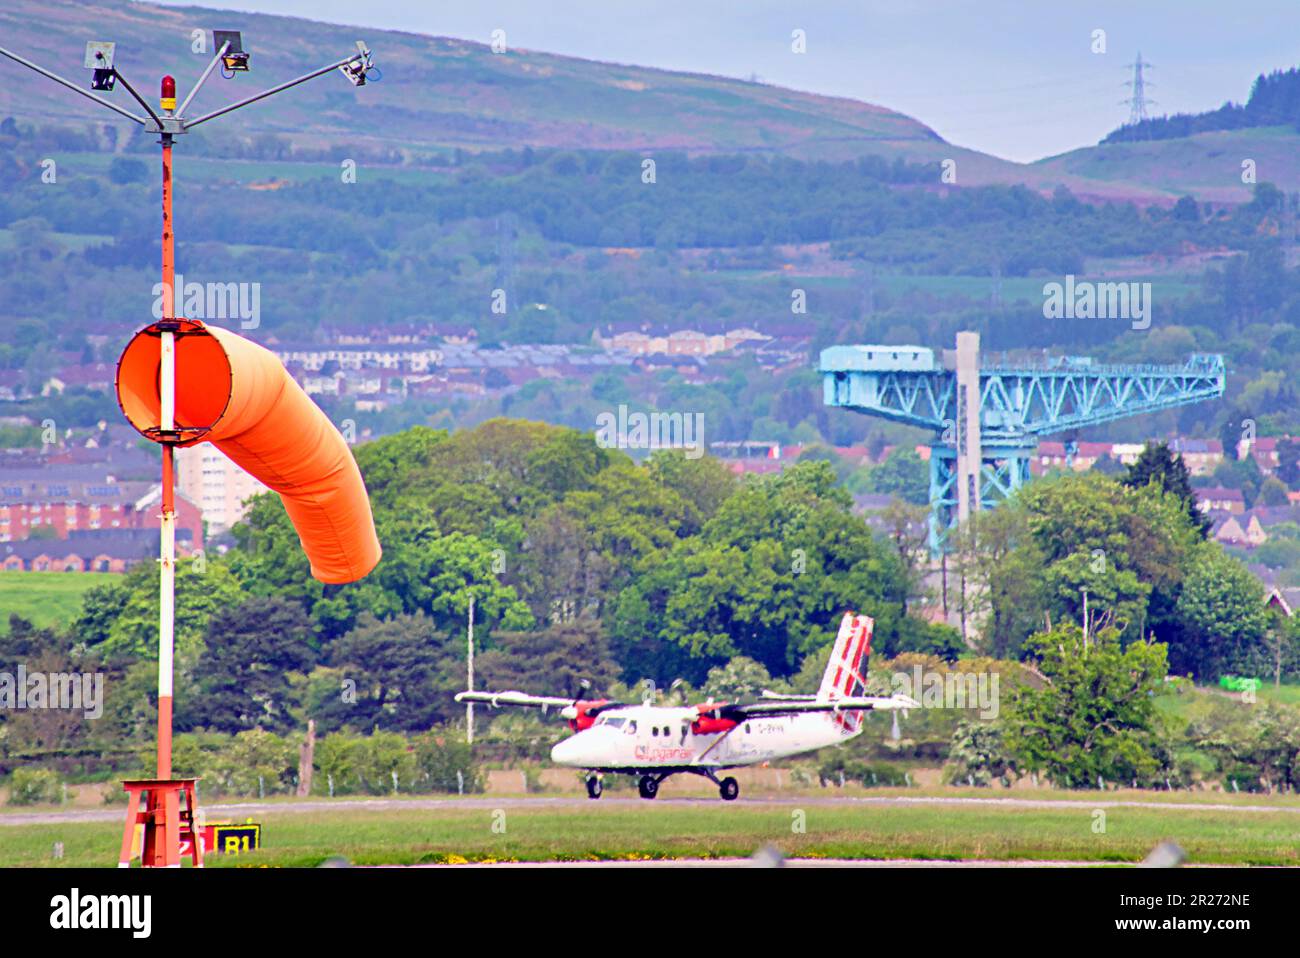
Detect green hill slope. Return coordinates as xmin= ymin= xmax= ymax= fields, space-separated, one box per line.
xmin=4 ymin=1 xmax=1296 ymax=203
xmin=0 ymin=0 xmax=1153 ymax=200
xmin=1037 ymin=126 xmax=1300 ymax=204
xmin=0 ymin=0 xmax=943 ymax=159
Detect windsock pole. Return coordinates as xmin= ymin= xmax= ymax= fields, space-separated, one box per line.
xmin=0 ymin=35 xmax=378 ymax=867
xmin=158 ymin=121 xmax=175 ymax=784
xmin=155 ymin=105 xmax=181 ymax=866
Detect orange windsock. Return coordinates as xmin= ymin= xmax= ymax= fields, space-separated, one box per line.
xmin=116 ymin=319 xmax=381 ymax=584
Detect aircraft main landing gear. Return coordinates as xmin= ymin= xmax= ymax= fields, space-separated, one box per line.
xmin=586 ymin=776 xmax=602 ymax=800
xmin=697 ymin=768 xmax=741 ymax=801
xmin=637 ymin=775 xmax=659 ymax=800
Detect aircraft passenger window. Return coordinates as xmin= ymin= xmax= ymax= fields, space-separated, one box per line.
xmin=745 ymin=723 xmax=752 ymax=734
xmin=652 ymin=726 xmax=659 ymax=737
xmin=627 ymin=721 xmax=637 ymax=734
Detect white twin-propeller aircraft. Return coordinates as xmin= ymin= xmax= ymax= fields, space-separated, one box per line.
xmin=456 ymin=611 xmax=918 ymax=801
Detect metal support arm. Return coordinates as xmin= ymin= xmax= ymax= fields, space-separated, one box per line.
xmin=184 ymin=51 xmax=368 ymax=129
xmin=0 ymin=44 xmax=146 ymax=124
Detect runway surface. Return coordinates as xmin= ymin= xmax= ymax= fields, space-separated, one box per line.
xmin=405 ymin=856 xmax=1131 ymax=868
xmin=5 ymin=793 xmax=1300 ymax=827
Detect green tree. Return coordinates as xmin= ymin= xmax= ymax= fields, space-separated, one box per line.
xmin=1005 ymin=624 xmax=1169 ymax=788
xmin=477 ymin=618 xmax=620 ymax=699
xmin=861 ymin=447 xmax=929 ymax=505
xmin=1123 ymin=441 xmax=1211 ymax=537
xmin=965 ymin=472 xmax=1199 ymax=652
xmin=701 ymin=655 xmax=786 ymax=702
xmin=1218 ymin=415 xmax=1243 ymax=461
xmin=656 ymin=461 xmax=912 ymax=679
xmin=1173 ymin=545 xmax=1271 ymax=679
xmin=1258 ymin=475 xmax=1290 ymax=506
xmin=184 ymin=596 xmax=316 ymax=734
xmin=1276 ymin=437 xmax=1300 ymax=487
xmin=328 ymin=612 xmax=462 ymax=732
xmin=94 ymin=563 xmax=247 ymax=660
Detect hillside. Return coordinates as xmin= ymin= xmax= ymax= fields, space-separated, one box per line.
xmin=1037 ymin=62 xmax=1300 ymax=203
xmin=0 ymin=0 xmax=1164 ymax=201
xmin=1037 ymin=126 xmax=1300 ymax=204
xmin=0 ymin=1 xmax=940 ymax=159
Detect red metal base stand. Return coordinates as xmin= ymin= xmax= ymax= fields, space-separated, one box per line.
xmin=118 ymin=779 xmax=204 ymax=868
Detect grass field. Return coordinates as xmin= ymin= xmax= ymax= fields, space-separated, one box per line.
xmin=0 ymin=570 xmax=114 ymax=634
xmin=4 ymin=792 xmax=1300 ymax=867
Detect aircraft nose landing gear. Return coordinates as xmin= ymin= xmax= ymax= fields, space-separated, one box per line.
xmin=586 ymin=776 xmax=602 ymax=800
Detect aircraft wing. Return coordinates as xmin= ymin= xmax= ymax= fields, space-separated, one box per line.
xmin=726 ymin=694 xmax=920 ymax=718
xmin=455 ymin=690 xmax=575 ymax=710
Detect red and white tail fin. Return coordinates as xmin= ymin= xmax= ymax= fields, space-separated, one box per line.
xmin=818 ymin=611 xmax=873 ymax=703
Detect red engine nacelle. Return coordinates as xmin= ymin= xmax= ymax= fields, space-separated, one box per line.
xmin=691 ymin=703 xmax=738 ymax=735
xmin=566 ymin=700 xmax=610 ymax=732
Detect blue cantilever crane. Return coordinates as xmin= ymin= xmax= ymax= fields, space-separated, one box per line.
xmin=821 ymin=333 xmax=1225 ymax=555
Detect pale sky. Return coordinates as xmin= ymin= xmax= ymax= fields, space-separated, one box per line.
xmin=147 ymin=0 xmax=1300 ymax=163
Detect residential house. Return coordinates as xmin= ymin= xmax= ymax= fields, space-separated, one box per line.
xmin=1170 ymin=438 xmax=1223 ymax=476
xmin=1197 ymin=487 xmax=1245 ymax=515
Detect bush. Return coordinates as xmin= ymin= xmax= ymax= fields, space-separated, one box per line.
xmin=1221 ymin=766 xmax=1266 ymax=793
xmin=354 ymin=732 xmax=416 ymax=794
xmin=859 ymin=763 xmax=910 ymax=787
xmin=943 ymin=720 xmax=1016 ymax=787
xmin=415 ymin=728 xmax=483 ymax=794
xmin=7 ymin=767 xmax=63 ymax=806
xmin=817 ymin=751 xmax=910 ymax=788
xmin=313 ymin=733 xmax=364 ymax=796
xmin=201 ymin=729 xmax=297 ymax=799
xmin=313 ymin=732 xmax=443 ymax=795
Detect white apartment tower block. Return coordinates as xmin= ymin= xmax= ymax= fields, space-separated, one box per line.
xmin=176 ymin=444 xmax=270 ymax=536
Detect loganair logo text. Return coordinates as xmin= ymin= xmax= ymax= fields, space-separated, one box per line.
xmin=50 ymin=889 xmax=151 ymax=938
xmin=1042 ymin=275 xmax=1151 ymax=330
xmin=635 ymin=745 xmax=693 ymax=762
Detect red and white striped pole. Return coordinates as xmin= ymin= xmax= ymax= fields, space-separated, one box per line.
xmin=155 ymin=75 xmax=180 ymax=866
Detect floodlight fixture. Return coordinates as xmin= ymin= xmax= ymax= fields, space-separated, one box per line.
xmin=85 ymin=41 xmax=116 ymax=91
xmin=213 ymin=30 xmax=249 ymax=73
xmin=340 ymin=61 xmax=366 ymax=86
xmin=340 ymin=40 xmax=373 ymax=86
xmin=83 ymin=41 xmax=115 ymax=70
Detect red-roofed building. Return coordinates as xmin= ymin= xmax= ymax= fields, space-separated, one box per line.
xmin=0 ymin=480 xmax=202 ymax=550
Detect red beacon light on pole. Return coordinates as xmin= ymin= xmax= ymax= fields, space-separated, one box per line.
xmin=160 ymin=74 xmax=176 ymax=112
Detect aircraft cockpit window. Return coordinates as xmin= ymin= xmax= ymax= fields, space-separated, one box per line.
xmin=599 ymin=716 xmax=626 ymax=729
xmin=627 ymin=720 xmax=638 ymax=734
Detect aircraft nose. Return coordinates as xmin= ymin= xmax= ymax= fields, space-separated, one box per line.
xmin=551 ymin=735 xmax=585 ymax=766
